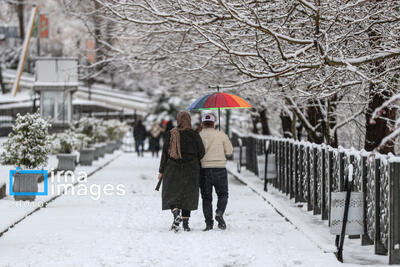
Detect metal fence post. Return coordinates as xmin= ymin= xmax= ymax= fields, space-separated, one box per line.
xmin=339 ymin=151 xmax=346 ymax=192
xmin=298 ymin=144 xmax=305 ymax=202
xmin=313 ymin=147 xmax=320 ymax=215
xmin=274 ymin=140 xmax=278 ymax=189
xmin=389 ymin=161 xmax=400 ymax=264
xmin=283 ymin=141 xmax=288 ymax=194
xmin=321 ymin=148 xmax=328 ymax=220
xmin=306 ymin=146 xmax=312 ymax=211
xmin=361 ymin=155 xmax=374 ymax=246
xmin=253 ymin=138 xmax=259 ymax=176
xmin=328 ymin=149 xmax=333 ymax=226
xmin=279 ymin=140 xmax=284 ymax=192
xmin=375 ymin=158 xmax=387 ymax=255
xmin=294 ymin=144 xmax=300 ymax=203
xmin=264 ymin=139 xmax=268 ymax=192
xmin=289 ymin=142 xmax=294 ymax=199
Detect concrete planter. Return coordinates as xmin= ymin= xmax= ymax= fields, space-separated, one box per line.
xmin=12 ymin=172 xmax=40 ymax=201
xmin=79 ymin=148 xmax=95 ymax=166
xmin=0 ymin=183 xmax=6 ymax=199
xmin=100 ymin=143 xmax=107 ymax=157
xmin=112 ymin=140 xmax=118 ymax=151
xmin=56 ymin=153 xmax=78 ymax=171
xmin=117 ymin=140 xmax=123 ymax=150
xmin=94 ymin=145 xmax=101 ymax=160
xmin=96 ymin=143 xmax=105 ymax=158
xmin=106 ymin=141 xmax=116 ymax=154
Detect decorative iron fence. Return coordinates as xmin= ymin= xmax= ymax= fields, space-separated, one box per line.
xmin=231 ymin=131 xmax=400 ymax=264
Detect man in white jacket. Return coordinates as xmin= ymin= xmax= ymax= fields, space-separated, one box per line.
xmin=199 ymin=113 xmax=233 ymax=231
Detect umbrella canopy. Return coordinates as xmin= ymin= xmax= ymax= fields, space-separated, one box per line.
xmin=187 ymin=92 xmax=252 ymax=111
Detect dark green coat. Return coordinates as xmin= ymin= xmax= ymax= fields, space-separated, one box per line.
xmin=159 ymin=129 xmax=205 ymax=210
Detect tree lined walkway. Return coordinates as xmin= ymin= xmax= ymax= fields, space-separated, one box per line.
xmin=0 ymin=153 xmax=343 ymax=267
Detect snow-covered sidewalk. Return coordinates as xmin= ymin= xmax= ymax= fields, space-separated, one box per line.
xmin=0 ymin=153 xmax=346 ymax=267
xmin=0 ymin=151 xmax=122 ymax=238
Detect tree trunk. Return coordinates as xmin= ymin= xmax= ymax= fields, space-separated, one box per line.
xmin=251 ymin=113 xmax=259 ymax=134
xmin=93 ymin=1 xmax=103 ymax=71
xmin=323 ymin=97 xmax=338 ymax=148
xmin=364 ymin=89 xmax=395 ymax=154
xmin=280 ymin=110 xmax=292 ymax=138
xmin=16 ymin=0 xmax=24 ymax=43
xmin=0 ymin=66 xmax=6 ymax=94
xmin=306 ymin=100 xmax=324 ymax=144
xmin=364 ymin=18 xmax=395 ymax=154
xmin=259 ymin=109 xmax=271 ymax=135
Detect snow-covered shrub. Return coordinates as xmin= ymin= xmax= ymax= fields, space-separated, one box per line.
xmin=117 ymin=122 xmax=130 ymax=140
xmin=73 ymin=117 xmax=96 ymax=142
xmin=103 ymin=120 xmax=130 ymax=141
xmin=51 ymin=130 xmax=85 ymax=154
xmin=94 ymin=121 xmax=108 ymax=143
xmin=74 ymin=117 xmax=107 ymax=144
xmin=74 ymin=133 xmax=91 ymax=150
xmin=1 ymin=111 xmax=51 ymax=169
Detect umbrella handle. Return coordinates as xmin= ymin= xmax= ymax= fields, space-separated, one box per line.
xmin=218 ymin=108 xmax=221 ymax=131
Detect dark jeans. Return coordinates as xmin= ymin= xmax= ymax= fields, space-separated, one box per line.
xmin=200 ymin=168 xmax=229 ymax=224
xmin=135 ymin=140 xmax=144 ymax=156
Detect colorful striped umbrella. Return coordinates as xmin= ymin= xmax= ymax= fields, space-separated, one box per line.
xmin=187 ymin=92 xmax=252 ymax=110
xmin=187 ymin=92 xmax=252 ymax=130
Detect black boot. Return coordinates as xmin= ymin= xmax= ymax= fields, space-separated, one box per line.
xmin=171 ymin=209 xmax=182 ymax=232
xmin=215 ymin=211 xmax=226 ymax=230
xmin=203 ymin=220 xmax=213 ymax=231
xmin=182 ymin=218 xmax=191 ymax=232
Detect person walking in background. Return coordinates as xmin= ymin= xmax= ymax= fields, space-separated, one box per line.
xmin=158 ymin=111 xmax=205 ymax=232
xmin=133 ymin=120 xmax=147 ymax=157
xmin=149 ymin=122 xmax=162 ymax=157
xmin=165 ymin=120 xmax=174 ymax=133
xmin=199 ymin=113 xmax=233 ymax=231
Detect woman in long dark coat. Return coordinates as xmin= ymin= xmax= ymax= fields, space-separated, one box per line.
xmin=158 ymin=111 xmax=205 ymax=232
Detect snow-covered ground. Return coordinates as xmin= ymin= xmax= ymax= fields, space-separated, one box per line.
xmin=0 ymin=153 xmax=349 ymax=267
xmin=0 ymin=150 xmax=123 ymax=240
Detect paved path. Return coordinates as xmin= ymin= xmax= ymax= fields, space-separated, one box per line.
xmin=0 ymin=153 xmax=343 ymax=267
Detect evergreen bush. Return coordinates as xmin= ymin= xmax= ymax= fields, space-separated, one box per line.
xmin=1 ymin=111 xmax=51 ymax=169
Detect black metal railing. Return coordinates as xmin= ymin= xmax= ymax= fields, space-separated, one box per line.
xmin=231 ymin=130 xmax=400 ymax=264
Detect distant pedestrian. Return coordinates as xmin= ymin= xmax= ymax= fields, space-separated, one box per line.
xmin=149 ymin=122 xmax=162 ymax=157
xmin=158 ymin=111 xmax=205 ymax=232
xmin=199 ymin=113 xmax=233 ymax=231
xmin=133 ymin=120 xmax=146 ymax=157
xmin=165 ymin=120 xmax=174 ymax=133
